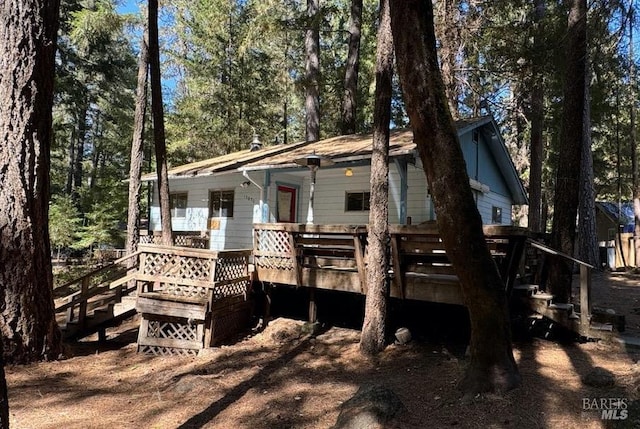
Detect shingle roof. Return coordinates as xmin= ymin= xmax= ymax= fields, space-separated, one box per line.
xmin=142 ymin=117 xmax=488 ymax=180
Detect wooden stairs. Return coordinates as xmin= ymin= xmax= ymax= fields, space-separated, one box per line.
xmin=511 ymin=283 xmax=620 ymax=340
xmin=511 ymin=239 xmax=624 ymax=340
xmin=55 ymin=252 xmax=141 ymax=341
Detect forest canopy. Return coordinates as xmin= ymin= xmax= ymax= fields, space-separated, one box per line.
xmin=49 ymin=0 xmax=640 ymax=253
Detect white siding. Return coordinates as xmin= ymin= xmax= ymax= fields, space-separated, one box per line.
xmin=148 ymin=156 xmax=514 ymax=250
xmin=406 ymin=162 xmax=433 ymax=224
xmin=149 ymin=173 xmax=262 ymax=250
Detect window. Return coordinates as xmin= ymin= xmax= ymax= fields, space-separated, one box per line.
xmin=492 ymin=206 xmax=503 ymax=224
xmin=345 ymin=191 xmax=370 ymax=212
xmin=209 ymin=190 xmax=234 ymax=218
xmin=169 ymin=193 xmax=188 ymax=218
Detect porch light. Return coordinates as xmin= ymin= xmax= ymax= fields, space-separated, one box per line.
xmin=345 ymin=168 xmax=353 ymax=177
xmin=294 ymin=152 xmax=334 ymax=224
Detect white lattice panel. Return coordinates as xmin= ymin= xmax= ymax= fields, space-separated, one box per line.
xmin=255 ymin=229 xmax=290 ymax=254
xmin=254 ymin=229 xmax=294 ymax=270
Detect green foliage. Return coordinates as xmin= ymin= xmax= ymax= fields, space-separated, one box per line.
xmin=51 ymin=0 xmax=137 ymax=251
xmin=163 ymin=0 xmax=382 ymax=163
xmin=43 ymin=0 xmax=639 ymax=245
xmin=74 ymin=202 xmax=125 ymax=250
xmin=49 ymin=195 xmax=82 ymax=253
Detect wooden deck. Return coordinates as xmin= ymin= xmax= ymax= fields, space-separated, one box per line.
xmin=252 ymin=223 xmax=529 ymax=306
xmin=55 ymin=223 xmax=616 ymax=349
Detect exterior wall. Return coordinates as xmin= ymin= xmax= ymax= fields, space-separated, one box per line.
xmin=271 ymin=164 xmax=433 ymax=226
xmin=475 ymin=191 xmax=513 ymax=225
xmin=406 ymin=162 xmax=433 ymax=224
xmin=149 ymin=173 xmax=262 ymax=250
xmin=459 ymin=130 xmax=511 ymax=198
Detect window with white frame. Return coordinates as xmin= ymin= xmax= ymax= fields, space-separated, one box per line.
xmin=209 ymin=190 xmax=235 ymax=217
xmin=169 ymin=192 xmax=188 ymax=218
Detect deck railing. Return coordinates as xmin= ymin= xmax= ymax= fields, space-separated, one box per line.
xmin=140 ymin=231 xmax=209 ymax=249
xmin=252 ymin=223 xmax=530 ymax=306
xmin=55 ymin=251 xmax=141 ymax=333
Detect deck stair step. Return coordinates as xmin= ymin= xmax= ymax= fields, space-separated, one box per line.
xmin=512 ymin=284 xmax=539 ymax=296
xmin=530 ymin=292 xmax=554 ymax=301
xmin=548 ymin=303 xmax=574 ymax=312
xmin=114 ymin=295 xmax=137 ymax=317
xmin=589 ymin=322 xmax=614 ymax=332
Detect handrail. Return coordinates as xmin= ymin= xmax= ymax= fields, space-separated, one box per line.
xmin=527 ymin=239 xmax=594 ymax=269
xmin=56 ymin=250 xmax=142 ymax=291
xmin=526 ymin=238 xmax=594 ymax=335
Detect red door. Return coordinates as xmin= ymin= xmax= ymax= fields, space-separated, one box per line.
xmin=277 ymin=185 xmax=297 ymax=222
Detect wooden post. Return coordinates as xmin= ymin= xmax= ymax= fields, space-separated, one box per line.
xmin=309 ymin=288 xmax=318 ymax=323
xmin=264 ymin=283 xmax=272 ymax=324
xmin=78 ymin=276 xmax=89 ymax=328
xmin=289 ymin=231 xmax=302 ymax=287
xmin=204 ymin=256 xmax=217 ymax=348
xmin=389 ymin=234 xmax=404 ymax=299
xmin=353 ymin=233 xmax=367 ymax=294
xmin=580 ymin=264 xmax=591 ymax=332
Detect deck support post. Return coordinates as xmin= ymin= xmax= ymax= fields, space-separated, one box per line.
xmin=309 ymin=288 xmax=318 ymax=323
xmin=580 ymin=264 xmax=591 ymax=334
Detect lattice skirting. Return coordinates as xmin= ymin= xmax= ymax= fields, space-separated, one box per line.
xmin=138 ymin=345 xmax=198 ymax=357
xmin=137 ymin=314 xmax=205 ymax=356
xmin=137 ymin=299 xmax=254 ymax=354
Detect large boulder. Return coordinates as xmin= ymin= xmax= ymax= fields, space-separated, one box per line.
xmin=332 ymin=384 xmax=407 ymax=429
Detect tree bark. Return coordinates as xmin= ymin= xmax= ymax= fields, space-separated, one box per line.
xmin=434 ymin=0 xmax=461 ymax=118
xmin=341 ymin=0 xmax=363 ymax=135
xmin=0 ymin=0 xmax=63 ymax=363
xmin=548 ymin=0 xmax=587 ymax=302
xmin=578 ymin=68 xmax=598 ymax=266
xmin=73 ymin=97 xmax=89 ymax=195
xmin=528 ymin=0 xmax=546 ymax=233
xmin=630 ymin=7 xmax=639 ymax=268
xmin=148 ymin=0 xmax=173 ymax=245
xmin=0 ymin=336 xmax=7 ymax=429
xmin=389 ymin=0 xmax=520 ymax=394
xmin=305 ymin=0 xmax=320 ymax=142
xmin=360 ymin=0 xmax=393 ymax=356
xmin=126 ymin=28 xmax=150 ymax=261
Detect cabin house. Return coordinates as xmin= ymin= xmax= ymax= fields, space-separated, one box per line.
xmin=144 ymin=116 xmax=528 ymax=251
xmin=596 ymin=201 xmax=636 ymax=268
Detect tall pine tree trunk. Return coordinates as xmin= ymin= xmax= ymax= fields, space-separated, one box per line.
xmin=341 ymin=0 xmax=363 ymax=135
xmin=148 ymin=0 xmax=173 ymax=245
xmin=65 ymin=128 xmax=76 ymax=194
xmin=578 ymin=68 xmax=598 ymax=266
xmin=389 ymin=0 xmax=520 ymax=394
xmin=0 ymin=336 xmax=6 ymax=429
xmin=126 ymin=28 xmax=149 ymax=260
xmin=305 ymin=0 xmax=320 ymax=142
xmin=548 ymin=0 xmax=587 ymax=302
xmin=528 ymin=0 xmax=545 ymax=233
xmin=630 ymin=7 xmax=639 ymax=268
xmin=360 ymin=0 xmax=393 ymax=355
xmin=73 ymin=97 xmax=89 ymax=195
xmin=434 ymin=0 xmax=461 ymax=118
xmin=0 ymin=0 xmax=63 ymax=363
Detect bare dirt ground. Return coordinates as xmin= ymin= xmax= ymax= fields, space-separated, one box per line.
xmin=7 ymin=271 xmax=640 ymax=429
